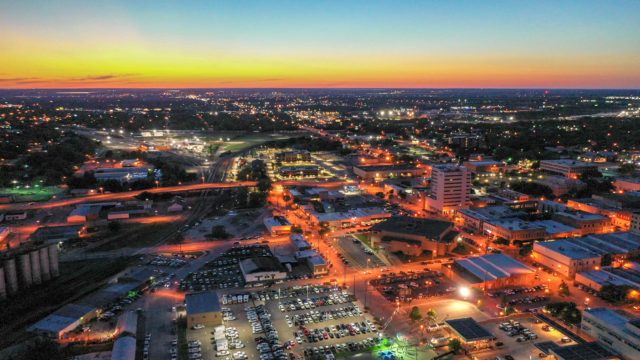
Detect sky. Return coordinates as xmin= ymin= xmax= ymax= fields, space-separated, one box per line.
xmin=1 ymin=0 xmax=639 ymax=89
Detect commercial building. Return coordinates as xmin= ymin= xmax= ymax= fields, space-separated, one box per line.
xmin=451 ymin=254 xmax=536 ymax=289
xmin=445 ymin=317 xmax=495 ymax=352
xmin=567 ymin=198 xmax=633 ymax=231
xmin=548 ymin=342 xmax=619 ymax=360
xmin=0 ymin=226 xmax=10 ymax=243
xmin=552 ymin=211 xmax=612 ymax=236
xmin=532 ymin=240 xmax=601 ymax=279
xmin=278 ymin=165 xmax=320 ymax=178
xmin=462 ymin=160 xmax=506 ymax=174
xmin=239 ymin=257 xmax=288 ymax=283
xmin=576 ymin=264 xmax=640 ymax=292
xmin=93 ymin=166 xmax=157 ymax=183
xmin=308 ymin=207 xmax=390 ymax=230
xmin=107 ymin=205 xmax=149 ymax=220
xmin=30 ymin=225 xmax=86 ymax=243
xmin=369 ymin=216 xmax=458 ymax=257
xmin=185 ymin=290 xmax=223 ymax=328
xmin=614 ymin=178 xmax=640 ymax=193
xmin=483 ymin=219 xmax=547 ymax=242
xmin=426 ymin=164 xmax=471 ymax=215
xmin=352 ymin=164 xmax=424 ymax=181
xmin=457 ymin=206 xmax=524 ymax=233
xmin=263 ymin=216 xmax=292 ymax=235
xmin=276 ymin=150 xmax=311 ymax=163
xmin=540 ymin=159 xmax=599 ymax=179
xmin=559 ymin=233 xmax=640 ymax=266
xmin=535 ymin=175 xmax=586 ymax=196
xmin=28 ymin=303 xmax=98 ymax=339
xmin=581 ymin=307 xmax=640 ymax=359
xmin=111 ymin=336 xmax=136 ymax=360
xmin=67 ymin=205 xmax=101 ymax=224
xmin=306 ymin=255 xmax=329 ymax=276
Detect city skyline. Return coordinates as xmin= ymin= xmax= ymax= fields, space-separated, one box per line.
xmin=1 ymin=0 xmax=640 ymax=89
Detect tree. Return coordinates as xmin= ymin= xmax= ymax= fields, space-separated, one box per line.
xmin=599 ymin=284 xmax=632 ymax=304
xmin=291 ymin=225 xmax=303 ymax=234
xmin=545 ymin=302 xmax=582 ymax=324
xmin=15 ymin=337 xmax=64 ymax=360
xmin=409 ymin=306 xmax=422 ymax=322
xmin=448 ymin=338 xmax=462 ymax=354
xmin=209 ymin=225 xmax=231 ymax=239
xmin=257 ymin=178 xmax=272 ymax=192
xmin=559 ymin=281 xmax=570 ymax=297
xmin=426 ymin=308 xmax=437 ymax=324
xmin=108 ymin=221 xmax=121 ymax=233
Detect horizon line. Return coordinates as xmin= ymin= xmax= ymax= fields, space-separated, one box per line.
xmin=1 ymin=86 xmax=640 ymax=91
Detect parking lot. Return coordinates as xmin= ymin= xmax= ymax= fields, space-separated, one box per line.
xmin=478 ymin=315 xmax=574 ymax=360
xmin=371 ymin=269 xmax=456 ymax=303
xmin=187 ymin=284 xmax=382 ymax=360
xmin=487 ymin=285 xmax=550 ymax=312
xmin=336 ymin=237 xmax=386 ymax=269
xmin=180 ymin=245 xmax=273 ymax=291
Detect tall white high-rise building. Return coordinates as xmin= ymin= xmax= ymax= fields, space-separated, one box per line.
xmin=426 ymin=164 xmax=471 ymax=215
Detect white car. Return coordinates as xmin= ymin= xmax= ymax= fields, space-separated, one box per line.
xmin=217 ymin=351 xmax=230 ymax=357
xmin=192 ymin=324 xmax=205 ymax=330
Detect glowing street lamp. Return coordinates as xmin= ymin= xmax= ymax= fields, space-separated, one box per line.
xmin=459 ymin=286 xmax=471 ymax=299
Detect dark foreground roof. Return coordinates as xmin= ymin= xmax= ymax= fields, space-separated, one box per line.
xmin=550 ymin=342 xmax=618 ymax=360
xmin=371 ymin=216 xmax=453 ymax=240
xmin=186 ymin=290 xmax=221 ymax=315
xmin=445 ymin=317 xmax=495 ymax=342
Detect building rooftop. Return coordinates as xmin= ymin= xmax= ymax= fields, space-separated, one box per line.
xmin=185 ymin=290 xmax=221 ymax=315
xmin=541 ymin=159 xmax=596 ymax=167
xmin=584 ymin=307 xmax=632 ymax=330
xmin=536 ymin=239 xmax=600 ymax=260
xmin=454 ymin=254 xmax=535 ymax=282
xmin=549 ymin=342 xmax=618 ymax=360
xmin=458 ymin=206 xmax=522 ymax=222
xmin=239 ymin=257 xmax=287 ymax=274
xmin=371 ymin=216 xmax=453 ymax=240
xmin=314 ymin=207 xmax=389 ymax=223
xmin=28 ymin=303 xmax=96 ymax=334
xmin=534 ymin=220 xmax=579 ymax=235
xmin=445 ymin=317 xmax=495 ymax=342
xmin=353 ymin=164 xmax=420 ymax=172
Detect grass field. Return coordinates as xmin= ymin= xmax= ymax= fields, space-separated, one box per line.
xmin=221 ymin=133 xmax=295 ymax=152
xmin=0 ymin=186 xmax=63 ymax=202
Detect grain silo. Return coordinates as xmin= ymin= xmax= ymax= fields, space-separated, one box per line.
xmin=48 ymin=244 xmax=59 ymax=277
xmin=39 ymin=247 xmax=51 ymax=281
xmin=0 ymin=267 xmax=6 ymax=299
xmin=4 ymin=258 xmax=18 ymax=294
xmin=29 ymin=250 xmax=41 ymax=285
xmin=18 ymin=252 xmax=32 ymax=287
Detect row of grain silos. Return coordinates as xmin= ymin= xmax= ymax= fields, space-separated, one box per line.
xmin=0 ymin=243 xmax=59 ymax=299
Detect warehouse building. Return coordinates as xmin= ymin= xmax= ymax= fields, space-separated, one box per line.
xmin=451 ymin=254 xmax=536 ymax=289
xmin=239 ymin=257 xmax=288 ymax=283
xmin=28 ymin=303 xmax=98 ymax=339
xmin=532 ymin=240 xmax=601 ymax=279
xmin=576 ymin=262 xmax=640 ymax=292
xmin=263 ymin=216 xmax=292 ymax=235
xmin=185 ymin=290 xmax=223 ymax=328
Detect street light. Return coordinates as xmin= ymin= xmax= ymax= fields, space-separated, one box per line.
xmin=459 ymin=286 xmax=471 ymax=299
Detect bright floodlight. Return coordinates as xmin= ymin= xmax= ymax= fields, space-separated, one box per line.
xmin=459 ymin=286 xmax=471 ymax=298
